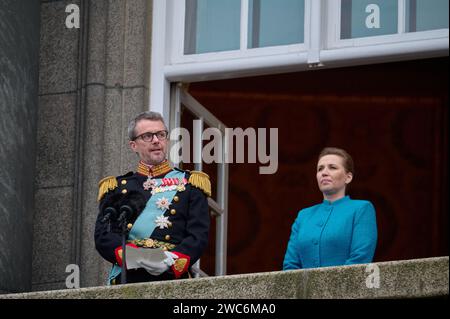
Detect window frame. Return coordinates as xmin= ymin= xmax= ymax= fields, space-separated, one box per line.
xmin=167 ymin=0 xmax=312 ymax=64
xmin=151 ymin=0 xmax=448 ymax=118
xmin=326 ymin=0 xmax=449 ymax=49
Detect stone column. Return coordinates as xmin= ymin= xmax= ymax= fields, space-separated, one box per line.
xmin=33 ymin=0 xmax=82 ymax=292
xmin=33 ymin=0 xmax=152 ymax=291
xmin=0 ymin=0 xmax=41 ymax=293
xmin=79 ymin=0 xmax=152 ymax=288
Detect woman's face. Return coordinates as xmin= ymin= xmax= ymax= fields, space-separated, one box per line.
xmin=316 ymin=154 xmax=353 ymax=197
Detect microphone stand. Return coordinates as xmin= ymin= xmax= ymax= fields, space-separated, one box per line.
xmin=102 ymin=207 xmax=117 ymax=232
xmin=118 ymin=205 xmax=133 ymax=285
xmin=120 ymin=217 xmax=128 ymax=285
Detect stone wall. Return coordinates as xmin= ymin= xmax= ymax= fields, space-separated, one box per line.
xmin=33 ymin=0 xmax=152 ymax=291
xmin=0 ymin=0 xmax=41 ymax=294
xmin=2 ymin=257 xmax=448 ymax=299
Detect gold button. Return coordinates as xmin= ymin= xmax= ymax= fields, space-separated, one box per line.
xmin=173 ymin=196 xmax=179 ymax=202
xmin=122 ymin=189 xmax=128 ymax=194
xmin=165 ymin=235 xmax=171 ymax=241
xmin=168 ymin=222 xmax=173 ymax=228
xmin=127 ymin=223 xmax=133 ymax=230
xmin=170 ymin=209 xmax=176 ymax=215
xmin=121 ymin=180 xmax=127 ymax=185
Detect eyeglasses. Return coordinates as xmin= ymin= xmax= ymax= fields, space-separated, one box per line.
xmin=133 ymin=130 xmax=168 ymax=142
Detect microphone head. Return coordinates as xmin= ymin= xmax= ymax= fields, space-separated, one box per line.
xmin=101 ymin=192 xmax=125 ymax=226
xmin=119 ymin=204 xmax=133 ymax=214
xmin=118 ymin=191 xmax=147 ymax=223
xmin=102 ymin=192 xmax=125 ymax=213
xmin=101 ymin=207 xmax=118 ymax=223
xmin=118 ymin=204 xmax=133 ymax=222
xmin=104 ymin=206 xmax=118 ymax=214
xmin=120 ymin=191 xmax=146 ymax=214
xmin=104 ymin=206 xmax=118 ymax=216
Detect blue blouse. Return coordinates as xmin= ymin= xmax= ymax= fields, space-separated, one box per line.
xmin=283 ymin=196 xmax=377 ymax=270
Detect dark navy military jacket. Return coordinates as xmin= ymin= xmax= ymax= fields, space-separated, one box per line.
xmin=94 ymin=168 xmax=210 ymax=283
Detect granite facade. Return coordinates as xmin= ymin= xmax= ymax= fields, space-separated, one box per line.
xmin=0 ymin=0 xmax=41 ymax=293
xmin=32 ymin=0 xmax=152 ymax=291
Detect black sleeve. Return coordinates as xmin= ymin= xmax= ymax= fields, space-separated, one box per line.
xmin=173 ymin=186 xmax=210 ymax=265
xmin=94 ymin=191 xmax=123 ymax=264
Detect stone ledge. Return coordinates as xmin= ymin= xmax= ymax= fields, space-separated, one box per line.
xmin=1 ymin=257 xmax=448 ymax=299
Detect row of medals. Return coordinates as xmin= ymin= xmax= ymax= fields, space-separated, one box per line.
xmin=143 ymin=176 xmax=186 ymax=195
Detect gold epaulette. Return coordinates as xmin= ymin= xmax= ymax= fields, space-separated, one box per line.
xmin=188 ymin=171 xmax=211 ymax=197
xmin=97 ymin=176 xmax=118 ymax=201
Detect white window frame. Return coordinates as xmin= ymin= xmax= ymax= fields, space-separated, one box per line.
xmin=150 ymin=0 xmax=449 ymax=120
xmin=326 ymin=0 xmax=449 ymax=49
xmin=170 ymin=86 xmax=230 ymax=277
xmin=168 ymin=0 xmax=312 ymax=64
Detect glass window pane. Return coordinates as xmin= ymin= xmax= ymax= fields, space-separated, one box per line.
xmin=341 ymin=0 xmax=398 ymax=39
xmin=184 ymin=0 xmax=241 ymax=54
xmin=248 ymin=0 xmax=305 ymax=48
xmin=406 ymin=0 xmax=449 ymax=32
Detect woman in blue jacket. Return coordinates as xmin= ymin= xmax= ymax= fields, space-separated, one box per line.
xmin=283 ymin=147 xmax=377 ymax=270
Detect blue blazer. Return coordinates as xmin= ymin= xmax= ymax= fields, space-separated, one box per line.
xmin=283 ymin=196 xmax=377 ymax=270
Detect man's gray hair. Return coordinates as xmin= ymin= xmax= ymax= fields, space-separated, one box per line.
xmin=128 ymin=111 xmax=167 ymax=141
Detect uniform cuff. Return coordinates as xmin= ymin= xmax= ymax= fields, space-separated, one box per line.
xmin=114 ymin=243 xmax=138 ymax=267
xmin=170 ymin=251 xmax=190 ymax=278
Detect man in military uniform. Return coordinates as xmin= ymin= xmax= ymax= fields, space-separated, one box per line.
xmin=94 ymin=111 xmax=211 ymax=285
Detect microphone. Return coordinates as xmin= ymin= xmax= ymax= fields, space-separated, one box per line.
xmin=118 ymin=205 xmax=133 ymax=223
xmin=118 ymin=191 xmax=146 ymax=224
xmin=100 ymin=192 xmax=126 ymax=233
xmin=102 ymin=207 xmax=118 ymax=222
xmin=115 ymin=191 xmax=146 ymax=285
xmin=101 ymin=192 xmax=124 ymax=220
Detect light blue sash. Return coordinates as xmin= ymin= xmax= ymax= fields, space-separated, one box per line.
xmin=107 ymin=170 xmax=185 ymax=285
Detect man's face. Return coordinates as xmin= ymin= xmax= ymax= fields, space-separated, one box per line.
xmin=129 ymin=119 xmax=168 ymax=165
